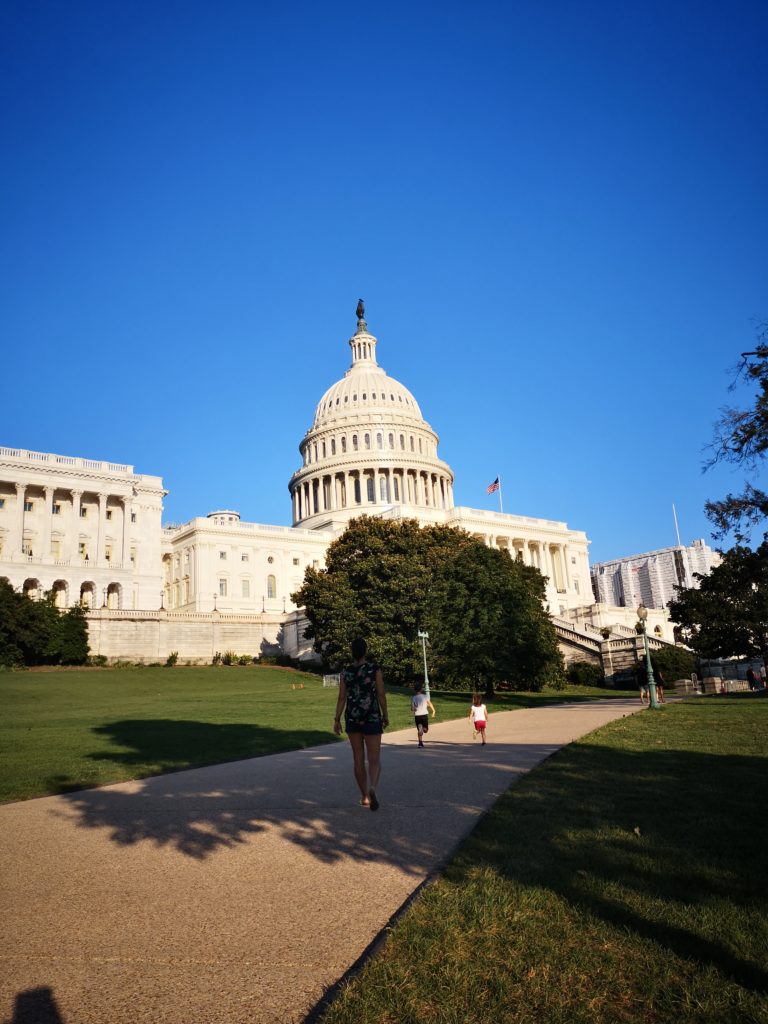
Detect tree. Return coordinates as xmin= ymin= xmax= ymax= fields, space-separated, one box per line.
xmin=705 ymin=321 xmax=768 ymax=541
xmin=648 ymin=644 xmax=696 ymax=682
xmin=0 ymin=578 xmax=89 ymax=667
xmin=292 ymin=515 xmax=563 ymax=690
xmin=426 ymin=543 xmax=564 ymax=691
xmin=292 ymin=516 xmax=471 ymax=682
xmin=668 ymin=541 xmax=768 ymax=664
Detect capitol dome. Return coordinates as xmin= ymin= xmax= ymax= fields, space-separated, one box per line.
xmin=288 ymin=303 xmax=455 ymax=531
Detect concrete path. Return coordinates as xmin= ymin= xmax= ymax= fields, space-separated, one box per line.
xmin=0 ymin=699 xmax=639 ymax=1024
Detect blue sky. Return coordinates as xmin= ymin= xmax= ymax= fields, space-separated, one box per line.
xmin=1 ymin=0 xmax=766 ymax=562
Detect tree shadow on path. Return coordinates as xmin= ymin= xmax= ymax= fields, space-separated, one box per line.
xmin=50 ymin=718 xmax=559 ymax=868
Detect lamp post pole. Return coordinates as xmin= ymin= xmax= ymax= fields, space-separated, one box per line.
xmin=637 ymin=604 xmax=660 ymax=709
xmin=418 ymin=630 xmax=431 ymax=701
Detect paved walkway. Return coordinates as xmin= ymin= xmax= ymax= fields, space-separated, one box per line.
xmin=0 ymin=699 xmax=640 ymax=1024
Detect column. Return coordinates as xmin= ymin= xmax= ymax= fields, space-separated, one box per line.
xmin=121 ymin=497 xmax=131 ymax=566
xmin=374 ymin=469 xmax=381 ymax=503
xmin=330 ymin=475 xmax=337 ymax=511
xmin=40 ymin=486 xmax=54 ymax=560
xmin=69 ymin=489 xmax=82 ymax=562
xmin=96 ymin=494 xmax=107 ymax=564
xmin=13 ymin=483 xmax=26 ymax=557
xmin=522 ymin=539 xmax=530 ymax=564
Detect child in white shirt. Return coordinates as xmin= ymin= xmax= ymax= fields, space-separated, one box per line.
xmin=469 ymin=693 xmax=488 ymax=745
xmin=411 ymin=682 xmax=436 ymax=747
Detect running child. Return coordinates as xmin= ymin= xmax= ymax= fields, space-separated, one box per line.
xmin=411 ymin=681 xmax=436 ymax=747
xmin=469 ymin=693 xmax=488 ymax=744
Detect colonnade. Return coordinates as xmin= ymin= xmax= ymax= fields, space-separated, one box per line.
xmin=293 ymin=467 xmax=454 ymax=523
xmin=5 ymin=482 xmax=135 ymax=568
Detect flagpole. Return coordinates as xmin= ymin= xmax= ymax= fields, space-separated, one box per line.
xmin=498 ymin=475 xmax=503 ymax=514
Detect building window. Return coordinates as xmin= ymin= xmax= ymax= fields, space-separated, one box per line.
xmin=380 ymin=477 xmax=389 ymax=501
xmin=106 ymin=510 xmax=113 ymax=521
xmin=241 ymin=553 xmax=249 ymax=562
xmin=242 ymin=579 xmax=250 ymax=598
xmin=377 ymin=433 xmax=383 ymax=449
xmin=394 ymin=477 xmax=400 ymax=501
xmin=51 ymin=539 xmax=61 ymax=558
xmin=105 ymin=545 xmax=112 ymax=562
xmin=0 ymin=498 xmax=4 ymax=509
xmin=419 ymin=438 xmax=423 ymax=453
xmin=131 ymin=512 xmax=136 ymax=523
xmin=322 ymin=442 xmax=326 ymax=457
xmin=130 ymin=547 xmax=137 ymax=566
xmin=388 ymin=433 xmax=394 ymax=448
xmin=367 ymin=478 xmax=375 ymax=502
xmin=24 ymin=500 xmax=34 ymax=512
xmin=267 ymin=574 xmax=276 ymax=599
xmin=400 ymin=435 xmax=405 ymax=450
xmin=219 ymin=579 xmax=227 ymax=596
xmin=574 ymin=579 xmax=580 ymax=594
xmin=341 ymin=437 xmax=347 ymax=453
xmin=352 ymin=435 xmax=358 ymax=451
xmin=268 ymin=555 xmax=274 ymax=564
xmin=219 ymin=551 xmax=227 ymax=560
xmin=410 ymin=436 xmax=415 ymax=452
xmin=331 ymin=439 xmax=336 ymax=455
xmin=52 ymin=503 xmax=61 ymax=515
xmin=78 ymin=542 xmax=88 ymax=560
xmin=292 ymin=557 xmax=300 ymax=566
xmin=80 ymin=506 xmax=87 ymax=518
xmin=364 ymin=433 xmax=371 ymax=449
xmin=22 ymin=539 xmax=33 ymax=555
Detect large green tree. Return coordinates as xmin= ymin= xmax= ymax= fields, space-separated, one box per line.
xmin=292 ymin=516 xmax=563 ymax=689
xmin=292 ymin=516 xmax=470 ymax=682
xmin=668 ymin=541 xmax=768 ymax=664
xmin=705 ymin=321 xmax=768 ymax=541
xmin=427 ymin=542 xmax=563 ymax=691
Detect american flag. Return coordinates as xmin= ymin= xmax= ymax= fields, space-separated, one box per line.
xmin=487 ymin=477 xmax=499 ymax=494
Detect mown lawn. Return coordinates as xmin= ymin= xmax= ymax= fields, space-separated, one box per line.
xmin=0 ymin=665 xmax=633 ymax=802
xmin=322 ymin=696 xmax=768 ymax=1024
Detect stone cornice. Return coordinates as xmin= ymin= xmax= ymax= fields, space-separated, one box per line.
xmin=288 ymin=456 xmax=454 ymax=489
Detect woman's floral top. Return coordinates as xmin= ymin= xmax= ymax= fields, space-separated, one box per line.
xmin=342 ymin=661 xmax=382 ymax=726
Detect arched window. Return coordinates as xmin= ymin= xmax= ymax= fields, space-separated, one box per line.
xmin=418 ymin=438 xmax=423 ymax=453
xmin=394 ymin=477 xmax=400 ymax=501
xmin=388 ymin=433 xmax=394 ymax=448
xmin=354 ymin=478 xmax=361 ymax=504
xmin=267 ymin=575 xmax=276 ymax=599
xmin=400 ymin=434 xmax=405 ymax=449
xmin=352 ymin=435 xmax=358 ymax=451
xmin=322 ymin=441 xmax=326 ymax=458
xmin=380 ymin=477 xmax=389 ymax=501
xmin=364 ymin=433 xmax=371 ymax=449
xmin=410 ymin=436 xmax=415 ymax=452
xmin=367 ymin=478 xmax=375 ymax=502
xmin=341 ymin=436 xmax=347 ymax=453
xmin=376 ymin=433 xmax=383 ymax=449
xmin=331 ymin=439 xmax=336 ymax=455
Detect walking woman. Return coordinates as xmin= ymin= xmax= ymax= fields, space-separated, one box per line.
xmin=333 ymin=638 xmax=389 ymax=810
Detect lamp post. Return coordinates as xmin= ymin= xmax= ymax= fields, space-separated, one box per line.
xmin=159 ymin=590 xmax=165 ymax=610
xmin=417 ymin=630 xmax=431 ymax=701
xmin=212 ymin=592 xmax=217 ymax=612
xmin=637 ymin=604 xmax=660 ymax=709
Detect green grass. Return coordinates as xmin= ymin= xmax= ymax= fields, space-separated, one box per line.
xmin=322 ymin=697 xmax=768 ymax=1024
xmin=0 ymin=665 xmax=633 ymax=802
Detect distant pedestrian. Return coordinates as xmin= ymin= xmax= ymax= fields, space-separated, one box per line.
xmin=655 ymin=668 xmax=666 ymax=704
xmin=411 ymin=681 xmax=435 ymax=747
xmin=637 ymin=665 xmax=649 ymax=705
xmin=469 ymin=693 xmax=488 ymax=744
xmin=333 ymin=638 xmax=389 ymax=811
xmin=747 ymin=667 xmax=756 ymax=690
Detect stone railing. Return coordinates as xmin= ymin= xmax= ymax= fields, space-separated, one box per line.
xmin=0 ymin=447 xmax=133 ymax=474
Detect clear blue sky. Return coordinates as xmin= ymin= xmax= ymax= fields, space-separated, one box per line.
xmin=2 ymin=0 xmax=766 ymax=562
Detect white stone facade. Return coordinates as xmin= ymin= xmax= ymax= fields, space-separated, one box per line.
xmin=590 ymin=539 xmax=721 ymax=611
xmin=0 ymin=446 xmax=164 ymax=610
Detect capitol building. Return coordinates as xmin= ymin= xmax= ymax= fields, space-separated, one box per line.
xmin=0 ymin=304 xmax=673 ymax=663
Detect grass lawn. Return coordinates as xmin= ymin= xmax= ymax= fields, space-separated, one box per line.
xmin=0 ymin=665 xmax=634 ymax=802
xmin=322 ymin=696 xmax=768 ymax=1024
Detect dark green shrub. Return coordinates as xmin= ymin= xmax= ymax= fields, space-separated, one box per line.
xmin=165 ymin=651 xmax=179 ymax=667
xmin=566 ymin=661 xmax=605 ymax=687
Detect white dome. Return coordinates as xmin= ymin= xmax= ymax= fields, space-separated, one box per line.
xmin=311 ymin=348 xmax=424 ymax=430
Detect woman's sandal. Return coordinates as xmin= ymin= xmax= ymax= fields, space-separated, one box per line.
xmin=368 ymin=788 xmax=379 ymax=812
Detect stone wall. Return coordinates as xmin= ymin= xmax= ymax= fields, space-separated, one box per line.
xmin=85 ymin=608 xmax=314 ymax=664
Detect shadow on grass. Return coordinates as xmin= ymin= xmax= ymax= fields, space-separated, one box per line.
xmin=9 ymin=985 xmax=65 ymax=1023
xmin=448 ymin=736 xmax=768 ymax=996
xmin=45 ymin=719 xmax=337 ymax=795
